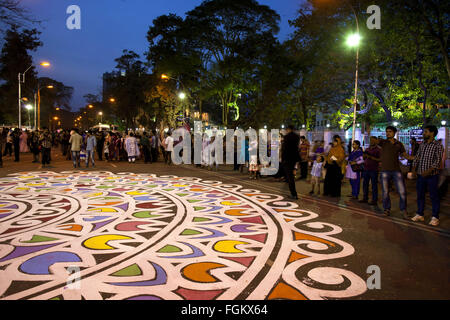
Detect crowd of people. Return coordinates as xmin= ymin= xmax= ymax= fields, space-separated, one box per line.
xmin=0 ymin=127 xmax=166 ymax=168
xmin=0 ymin=125 xmax=447 ymax=227
xmin=279 ymin=124 xmax=447 ymax=227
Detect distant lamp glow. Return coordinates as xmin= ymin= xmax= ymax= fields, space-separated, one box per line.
xmin=393 ymin=121 xmax=399 ymax=127
xmin=326 ymin=124 xmax=331 ymax=128
xmin=46 ymin=85 xmax=54 ymax=89
xmin=357 ymin=123 xmax=360 ymax=128
xmin=346 ymin=33 xmax=361 ymax=47
xmin=40 ymin=61 xmax=51 ymax=67
xmin=178 ymin=92 xmax=186 ymax=100
xmin=53 ymin=116 xmax=59 ymax=121
xmin=281 ymin=125 xmax=285 ymax=129
xmin=88 ymin=104 xmax=94 ymax=109
xmin=441 ymin=120 xmax=447 ymax=126
xmin=109 ymin=98 xmax=116 ymax=103
xmin=161 ymin=74 xmax=169 ymax=80
xmin=25 ymin=104 xmax=33 ymax=110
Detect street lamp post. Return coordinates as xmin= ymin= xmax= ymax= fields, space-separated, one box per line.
xmin=36 ymin=84 xmax=54 ymax=130
xmin=18 ymin=62 xmax=51 ymax=129
xmin=161 ymin=74 xmax=189 ymax=119
xmin=346 ymin=6 xmax=361 ymax=145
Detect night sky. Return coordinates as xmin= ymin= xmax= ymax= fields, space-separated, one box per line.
xmin=20 ymin=0 xmax=303 ymax=111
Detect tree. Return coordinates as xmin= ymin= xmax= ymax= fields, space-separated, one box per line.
xmin=0 ymin=0 xmax=39 ymax=38
xmin=0 ymin=26 xmax=42 ymax=125
xmin=38 ymin=77 xmax=73 ymax=128
xmin=185 ymin=0 xmax=281 ymax=126
xmin=289 ymin=0 xmax=449 ymax=130
xmin=103 ymin=50 xmax=150 ymax=130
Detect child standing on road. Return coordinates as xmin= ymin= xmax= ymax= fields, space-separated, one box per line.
xmin=309 ymin=155 xmax=324 ymax=195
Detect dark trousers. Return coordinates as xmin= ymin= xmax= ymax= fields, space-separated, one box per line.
xmin=362 ymin=171 xmax=379 ymax=201
xmin=417 ymin=174 xmax=440 ymax=218
xmin=143 ymin=146 xmax=151 ymax=163
xmin=300 ymin=161 xmax=308 ymax=179
xmin=4 ymin=143 xmax=12 ymax=156
xmin=97 ymin=144 xmax=103 ymax=161
xmin=283 ymin=162 xmax=297 ymax=197
xmin=151 ymin=147 xmax=158 ymax=162
xmin=13 ymin=143 xmax=19 ymax=161
xmin=165 ymin=151 xmax=172 ymax=165
xmin=42 ymin=148 xmax=51 ymax=165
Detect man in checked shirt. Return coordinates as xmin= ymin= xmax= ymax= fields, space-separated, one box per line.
xmin=410 ymin=125 xmax=444 ymax=226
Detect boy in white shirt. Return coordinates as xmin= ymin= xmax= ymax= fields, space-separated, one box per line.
xmin=164 ymin=132 xmax=174 ymax=165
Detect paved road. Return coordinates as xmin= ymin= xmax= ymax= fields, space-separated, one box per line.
xmin=0 ymin=151 xmax=448 ymax=300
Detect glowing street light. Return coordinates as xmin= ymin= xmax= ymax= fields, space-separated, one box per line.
xmin=178 ymin=92 xmax=186 ymax=100
xmin=40 ymin=61 xmax=51 ymax=67
xmin=109 ymin=98 xmax=116 ymax=103
xmin=441 ymin=120 xmax=447 ymax=126
xmin=346 ymin=33 xmax=361 ymax=47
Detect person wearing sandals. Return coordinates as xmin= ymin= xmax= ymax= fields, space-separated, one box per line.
xmin=410 ymin=125 xmax=444 ymax=227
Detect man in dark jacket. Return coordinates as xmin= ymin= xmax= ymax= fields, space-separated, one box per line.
xmin=96 ymin=131 xmax=104 ymax=161
xmin=282 ymin=125 xmax=301 ymax=200
xmin=13 ymin=128 xmax=20 ymax=162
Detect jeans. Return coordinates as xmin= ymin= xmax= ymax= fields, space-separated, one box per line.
xmin=350 ymin=172 xmax=361 ymax=197
xmin=417 ymin=174 xmax=440 ymax=218
xmin=362 ymin=171 xmax=378 ymax=201
xmin=381 ymin=171 xmax=406 ymax=211
xmin=72 ymin=151 xmax=80 ymax=167
xmin=86 ymin=150 xmax=95 ymax=166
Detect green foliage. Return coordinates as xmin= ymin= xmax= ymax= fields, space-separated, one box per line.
xmin=0 ymin=27 xmax=41 ymax=125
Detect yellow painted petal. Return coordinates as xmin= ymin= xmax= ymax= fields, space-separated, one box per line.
xmin=83 ymin=235 xmax=132 ymax=250
xmin=220 ymin=201 xmax=240 ymax=206
xmin=213 ymin=240 xmax=249 ymax=253
xmin=87 ymin=208 xmax=118 ymax=213
xmin=125 ymin=191 xmax=149 ymax=196
xmin=85 ymin=192 xmax=104 ymax=198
